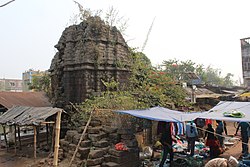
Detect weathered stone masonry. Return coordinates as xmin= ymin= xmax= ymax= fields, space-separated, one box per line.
xmin=59 ymin=117 xmax=140 ymax=167
xmin=49 ymin=16 xmax=131 ymax=107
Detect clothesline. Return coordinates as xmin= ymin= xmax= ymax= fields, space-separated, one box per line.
xmin=194 ymin=125 xmax=245 ymax=146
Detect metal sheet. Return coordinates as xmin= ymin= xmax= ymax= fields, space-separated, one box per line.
xmin=0 ymin=106 xmax=63 ymax=126
xmin=0 ymin=92 xmax=51 ymax=109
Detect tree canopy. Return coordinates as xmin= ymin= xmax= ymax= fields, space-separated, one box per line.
xmin=162 ymin=59 xmax=236 ymax=87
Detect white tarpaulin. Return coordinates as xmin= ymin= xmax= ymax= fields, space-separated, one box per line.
xmin=199 ymin=101 xmax=250 ymax=122
xmin=115 ymin=106 xmax=207 ymax=122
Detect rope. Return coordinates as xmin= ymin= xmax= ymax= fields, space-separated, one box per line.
xmin=195 ymin=125 xmax=249 ymax=146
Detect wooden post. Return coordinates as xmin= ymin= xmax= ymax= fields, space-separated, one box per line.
xmin=33 ymin=126 xmax=37 ymax=159
xmin=51 ymin=123 xmax=55 ymax=151
xmin=53 ymin=110 xmax=62 ymax=167
xmin=2 ymin=125 xmax=8 ymax=151
xmin=17 ymin=126 xmax=21 ymax=150
xmin=14 ymin=125 xmax=17 ymax=154
xmin=0 ymin=129 xmax=1 ymax=150
xmin=68 ymin=110 xmax=93 ymax=167
xmin=37 ymin=126 xmax=40 ymax=148
xmin=46 ymin=124 xmax=49 ymax=147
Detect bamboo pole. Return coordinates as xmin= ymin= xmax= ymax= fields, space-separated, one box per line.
xmin=2 ymin=125 xmax=8 ymax=151
xmin=53 ymin=110 xmax=62 ymax=167
xmin=37 ymin=126 xmax=40 ymax=148
xmin=17 ymin=126 xmax=21 ymax=150
xmin=46 ymin=124 xmax=49 ymax=147
xmin=33 ymin=125 xmax=37 ymax=159
xmin=51 ymin=123 xmax=55 ymax=151
xmin=41 ymin=121 xmax=55 ymax=124
xmin=14 ymin=125 xmax=17 ymax=154
xmin=68 ymin=110 xmax=93 ymax=167
xmin=0 ymin=129 xmax=1 ymax=150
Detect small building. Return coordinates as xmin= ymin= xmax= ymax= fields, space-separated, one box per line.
xmin=22 ymin=69 xmax=47 ymax=92
xmin=241 ymin=37 xmax=250 ymax=87
xmin=0 ymin=79 xmax=23 ymax=92
xmin=0 ymin=92 xmax=63 ymax=166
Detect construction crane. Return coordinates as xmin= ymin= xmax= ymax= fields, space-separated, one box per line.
xmin=141 ymin=17 xmax=156 ymax=52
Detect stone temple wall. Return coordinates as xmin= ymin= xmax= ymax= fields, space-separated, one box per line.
xmin=49 ymin=16 xmax=131 ymax=107
xmin=59 ymin=114 xmax=140 ymax=167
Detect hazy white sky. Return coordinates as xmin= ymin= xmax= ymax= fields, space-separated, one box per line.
xmin=1 ymin=0 xmax=250 ymax=82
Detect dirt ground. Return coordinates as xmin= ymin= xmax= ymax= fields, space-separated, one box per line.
xmin=0 ymin=146 xmax=50 ymax=167
xmin=219 ymin=121 xmax=243 ymax=159
xmin=0 ymin=121 xmax=246 ymax=167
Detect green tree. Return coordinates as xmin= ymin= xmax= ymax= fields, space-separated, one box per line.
xmin=129 ymin=51 xmax=187 ymax=108
xmin=161 ymin=59 xmax=236 ymax=87
xmin=223 ymin=73 xmax=235 ymax=87
xmin=29 ymin=72 xmax=51 ymax=96
xmin=162 ymin=59 xmax=204 ymax=83
xmin=201 ymin=66 xmax=223 ymax=86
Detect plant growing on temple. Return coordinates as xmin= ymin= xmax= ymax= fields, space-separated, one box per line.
xmin=69 ymin=81 xmax=144 ymax=127
xmin=71 ymin=1 xmax=128 ymax=35
xmin=129 ymin=50 xmax=188 ymax=108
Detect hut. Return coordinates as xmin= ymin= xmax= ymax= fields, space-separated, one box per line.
xmin=0 ymin=106 xmax=64 ymax=166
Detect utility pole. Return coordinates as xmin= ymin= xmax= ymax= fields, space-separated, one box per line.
xmin=191 ymin=85 xmax=197 ymax=103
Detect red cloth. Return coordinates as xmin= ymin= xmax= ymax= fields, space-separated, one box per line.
xmin=206 ymin=139 xmax=217 ymax=147
xmin=206 ymin=119 xmax=212 ymax=126
xmin=170 ymin=122 xmax=175 ymax=135
xmin=115 ymin=142 xmax=128 ymax=151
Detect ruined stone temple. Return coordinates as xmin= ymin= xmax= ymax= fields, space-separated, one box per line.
xmin=49 ymin=17 xmax=131 ymax=107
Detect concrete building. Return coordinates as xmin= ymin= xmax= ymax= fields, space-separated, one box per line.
xmin=22 ymin=69 xmax=41 ymax=92
xmin=241 ymin=37 xmax=250 ymax=87
xmin=0 ymin=69 xmax=46 ymax=92
xmin=0 ymin=79 xmax=23 ymax=92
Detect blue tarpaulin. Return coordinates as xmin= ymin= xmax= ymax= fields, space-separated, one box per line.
xmin=115 ymin=101 xmax=250 ymax=122
xmin=200 ymin=101 xmax=250 ymax=122
xmin=115 ymin=106 xmax=207 ymax=122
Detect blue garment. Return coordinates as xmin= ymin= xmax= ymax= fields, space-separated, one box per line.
xmin=186 ymin=122 xmax=198 ymax=156
xmin=216 ymin=121 xmax=224 ymax=134
xmin=237 ymin=122 xmax=250 ymax=137
xmin=216 ymin=121 xmax=225 ymax=147
xmin=186 ymin=122 xmax=198 ymax=138
xmin=236 ymin=122 xmax=250 ymax=155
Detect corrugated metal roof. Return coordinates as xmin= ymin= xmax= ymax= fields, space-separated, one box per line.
xmin=185 ymin=87 xmax=231 ymax=99
xmin=240 ymin=92 xmax=250 ymax=97
xmin=0 ymin=92 xmax=51 ymax=109
xmin=0 ymin=106 xmax=63 ymax=126
xmin=185 ymin=87 xmax=215 ymax=95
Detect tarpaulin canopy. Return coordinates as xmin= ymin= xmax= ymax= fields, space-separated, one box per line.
xmin=115 ymin=106 xmax=207 ymax=122
xmin=115 ymin=101 xmax=250 ymax=122
xmin=199 ymin=101 xmax=250 ymax=122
